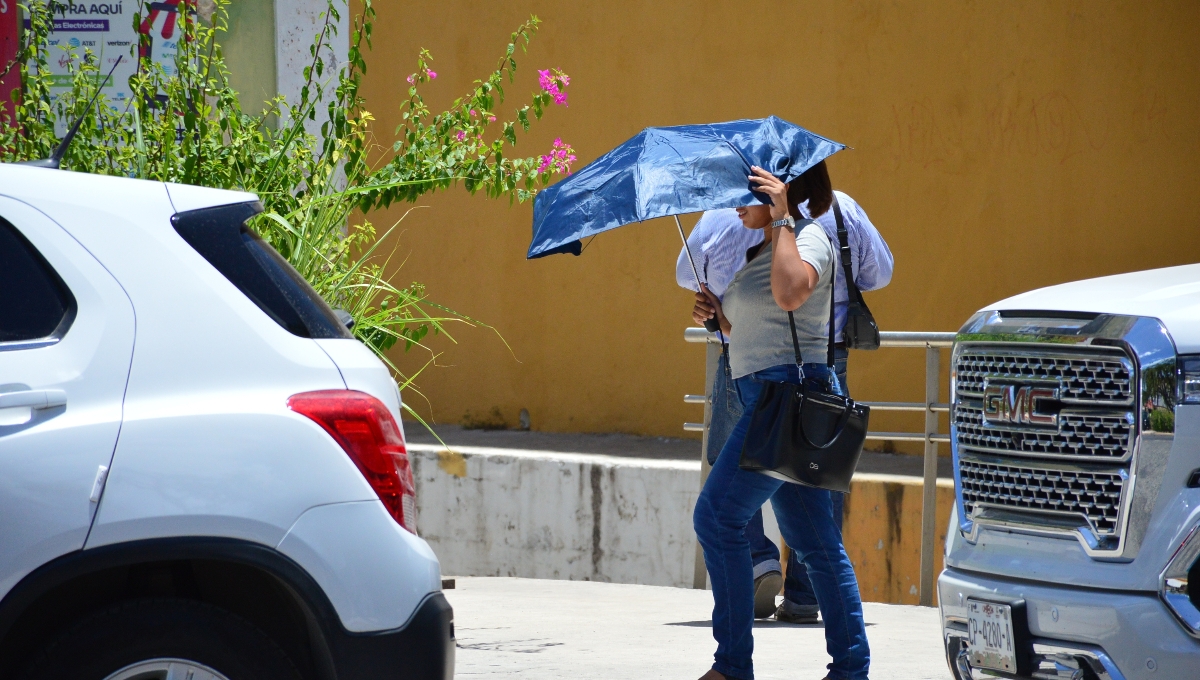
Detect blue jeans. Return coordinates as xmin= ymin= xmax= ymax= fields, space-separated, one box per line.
xmin=708 ymin=348 xmax=849 ymax=605
xmin=694 ymin=363 xmax=870 ymax=680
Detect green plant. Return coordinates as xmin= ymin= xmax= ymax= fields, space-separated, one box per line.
xmin=1149 ymin=407 xmax=1174 ymax=433
xmin=1 ymin=0 xmax=575 ymax=427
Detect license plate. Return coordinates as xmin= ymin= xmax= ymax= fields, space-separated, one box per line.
xmin=966 ymin=599 xmax=1018 ymax=673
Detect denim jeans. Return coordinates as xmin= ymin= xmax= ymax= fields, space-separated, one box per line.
xmin=786 ymin=350 xmax=848 ymax=607
xmin=708 ymin=348 xmax=850 ymax=603
xmin=694 ymin=363 xmax=870 ymax=680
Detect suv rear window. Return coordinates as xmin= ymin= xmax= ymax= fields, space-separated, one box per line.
xmin=172 ymin=202 xmax=352 ymax=339
xmin=0 ymin=217 xmax=76 ymax=345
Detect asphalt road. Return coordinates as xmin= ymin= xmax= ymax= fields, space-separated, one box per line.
xmin=445 ymin=577 xmax=950 ymax=679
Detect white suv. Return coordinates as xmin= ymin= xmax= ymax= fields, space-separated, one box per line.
xmin=0 ymin=164 xmax=453 ymax=680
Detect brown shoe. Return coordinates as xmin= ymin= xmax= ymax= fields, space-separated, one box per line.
xmin=753 ymin=571 xmax=783 ymax=619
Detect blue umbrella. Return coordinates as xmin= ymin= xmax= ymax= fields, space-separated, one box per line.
xmin=527 ymin=116 xmax=846 ymax=262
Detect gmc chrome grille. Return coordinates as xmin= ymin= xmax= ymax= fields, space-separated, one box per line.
xmin=954 ymin=405 xmax=1134 ymax=460
xmin=954 ymin=343 xmax=1141 ymax=548
xmin=955 ymin=351 xmax=1133 ymax=404
xmin=958 ymin=459 xmax=1125 ymax=535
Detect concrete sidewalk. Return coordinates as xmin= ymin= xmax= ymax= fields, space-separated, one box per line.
xmin=445 ymin=577 xmax=950 ymax=679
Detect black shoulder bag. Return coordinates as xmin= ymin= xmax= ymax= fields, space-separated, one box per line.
xmin=737 ymin=277 xmax=870 ymax=493
xmin=832 ymin=198 xmax=881 ymax=350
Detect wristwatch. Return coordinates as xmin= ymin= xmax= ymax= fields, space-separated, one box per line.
xmin=771 ymin=215 xmax=796 ymax=229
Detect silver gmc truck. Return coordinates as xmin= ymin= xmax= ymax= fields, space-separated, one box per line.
xmin=940 ymin=264 xmax=1200 ymax=679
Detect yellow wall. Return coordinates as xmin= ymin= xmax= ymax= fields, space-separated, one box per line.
xmin=359 ymin=1 xmax=1200 ymax=438
xmin=841 ymin=475 xmax=955 ymax=604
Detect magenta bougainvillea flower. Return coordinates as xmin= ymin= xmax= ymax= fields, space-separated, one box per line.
xmin=487 ymin=114 xmax=497 ymax=123
xmin=455 ymin=130 xmax=467 ymax=142
xmin=406 ymin=74 xmax=415 ymax=85
xmin=538 ymin=137 xmax=577 ymax=175
xmin=425 ymin=69 xmax=437 ymax=80
xmin=537 ymin=68 xmax=571 ymax=106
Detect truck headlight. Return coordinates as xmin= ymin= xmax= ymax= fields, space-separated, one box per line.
xmin=1162 ymin=523 xmax=1200 ymax=638
xmin=1182 ymin=355 xmax=1200 ymax=404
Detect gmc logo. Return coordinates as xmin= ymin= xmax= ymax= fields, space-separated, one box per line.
xmin=982 ymin=383 xmax=1058 ymax=427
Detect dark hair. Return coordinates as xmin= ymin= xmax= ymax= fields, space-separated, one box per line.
xmin=787 ymin=160 xmax=833 ymax=219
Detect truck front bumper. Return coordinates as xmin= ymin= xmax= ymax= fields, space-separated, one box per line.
xmin=938 ymin=567 xmax=1200 ymax=680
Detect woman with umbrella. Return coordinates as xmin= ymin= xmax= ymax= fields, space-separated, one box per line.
xmin=690 ymin=163 xmax=870 ymax=680
xmin=527 ymin=117 xmax=870 ymax=680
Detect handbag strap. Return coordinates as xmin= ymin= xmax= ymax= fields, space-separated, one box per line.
xmin=787 ymin=310 xmax=803 ymax=366
xmin=832 ymin=197 xmax=862 ymax=306
xmin=785 ymin=266 xmax=837 ymax=368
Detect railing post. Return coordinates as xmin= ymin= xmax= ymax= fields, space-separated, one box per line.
xmin=919 ymin=343 xmax=940 ymax=606
xmin=693 ymin=340 xmax=719 ymax=589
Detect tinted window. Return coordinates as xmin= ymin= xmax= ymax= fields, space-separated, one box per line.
xmin=0 ymin=217 xmax=76 ymax=344
xmin=172 ymin=202 xmax=352 ymax=339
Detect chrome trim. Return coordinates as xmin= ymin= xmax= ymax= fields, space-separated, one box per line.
xmin=956 ymin=347 xmax=1135 ymax=407
xmin=1030 ymin=641 xmax=1125 ymax=680
xmin=956 ymin=403 xmax=1136 ymax=463
xmin=953 ymin=312 xmax=1177 ymax=559
xmin=1160 ymin=523 xmax=1200 ymax=639
xmin=0 ymin=293 xmax=76 ymax=353
xmin=945 ymin=628 xmax=1126 ymax=680
xmin=0 ymin=337 xmax=62 ymax=352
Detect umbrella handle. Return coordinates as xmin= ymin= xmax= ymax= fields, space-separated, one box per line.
xmin=675 ymin=215 xmax=723 ymax=334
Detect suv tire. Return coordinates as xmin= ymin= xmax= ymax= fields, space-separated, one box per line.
xmin=18 ymin=597 xmax=304 ymax=680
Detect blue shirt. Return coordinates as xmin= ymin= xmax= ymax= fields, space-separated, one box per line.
xmin=676 ymin=191 xmax=894 ymax=341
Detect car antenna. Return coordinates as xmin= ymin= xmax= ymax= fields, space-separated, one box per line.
xmin=19 ymin=54 xmax=123 ymax=170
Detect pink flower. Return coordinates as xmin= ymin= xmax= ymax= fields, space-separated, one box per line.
xmin=487 ymin=114 xmax=496 ymax=122
xmin=538 ymin=138 xmax=577 ymax=175
xmin=406 ymin=74 xmax=415 ymax=85
xmin=469 ymin=108 xmax=477 ymax=117
xmin=455 ymin=130 xmax=467 ymax=142
xmin=537 ymin=68 xmax=571 ymax=107
xmin=425 ymin=69 xmax=437 ymax=80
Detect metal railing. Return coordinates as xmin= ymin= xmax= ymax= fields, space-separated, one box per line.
xmin=683 ymin=328 xmax=956 ymax=606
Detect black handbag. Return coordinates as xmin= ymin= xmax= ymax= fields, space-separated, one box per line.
xmin=832 ymin=198 xmax=881 ymax=350
xmin=737 ymin=277 xmax=870 ymax=493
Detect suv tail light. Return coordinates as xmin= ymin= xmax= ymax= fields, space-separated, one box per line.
xmin=288 ymin=390 xmax=417 ymax=533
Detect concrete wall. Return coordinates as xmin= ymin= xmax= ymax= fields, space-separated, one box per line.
xmin=356 ymin=1 xmax=1200 ymax=442
xmin=221 ymin=0 xmax=277 ymax=116
xmin=273 ymin=0 xmax=347 ymax=134
xmin=220 ymin=0 xmax=349 ymax=124
xmin=411 ymin=445 xmax=701 ymax=588
xmin=411 ymin=443 xmax=955 ymax=604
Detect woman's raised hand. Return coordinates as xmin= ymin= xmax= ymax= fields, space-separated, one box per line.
xmin=693 ymin=284 xmax=731 ymax=335
xmin=748 ymin=166 xmax=790 ymax=221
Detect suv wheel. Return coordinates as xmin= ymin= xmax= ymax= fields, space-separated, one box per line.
xmin=19 ymin=598 xmax=303 ymax=680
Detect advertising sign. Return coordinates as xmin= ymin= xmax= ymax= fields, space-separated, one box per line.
xmin=1 ymin=0 xmax=18 ymax=120
xmin=35 ymin=1 xmax=182 ymax=120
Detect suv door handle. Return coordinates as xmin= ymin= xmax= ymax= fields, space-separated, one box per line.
xmin=0 ymin=389 xmax=67 ymax=410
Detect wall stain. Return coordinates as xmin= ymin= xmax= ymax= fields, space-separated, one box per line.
xmin=883 ymin=482 xmax=906 ymax=598
xmin=437 ymin=449 xmax=467 ymax=478
xmin=590 ymin=465 xmax=604 ymax=577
